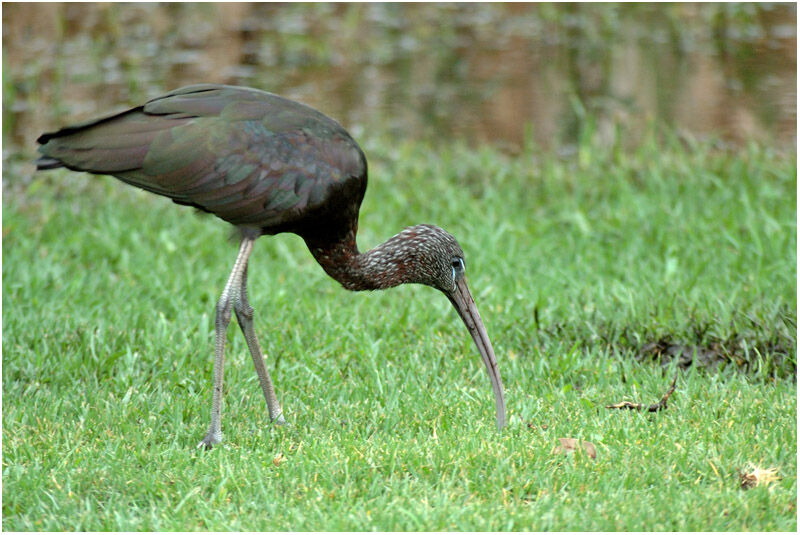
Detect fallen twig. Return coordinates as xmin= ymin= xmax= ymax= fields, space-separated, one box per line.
xmin=606 ymin=372 xmax=678 ymax=412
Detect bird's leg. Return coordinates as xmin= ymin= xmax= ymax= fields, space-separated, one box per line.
xmin=234 ymin=263 xmax=286 ymax=425
xmin=198 ymin=236 xmax=255 ymax=449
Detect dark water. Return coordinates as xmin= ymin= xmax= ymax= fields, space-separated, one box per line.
xmin=3 ymin=3 xmax=796 ymax=156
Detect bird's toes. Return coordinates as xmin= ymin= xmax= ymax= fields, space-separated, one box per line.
xmin=272 ymin=414 xmax=288 ymax=426
xmin=197 ymin=432 xmax=222 ymax=450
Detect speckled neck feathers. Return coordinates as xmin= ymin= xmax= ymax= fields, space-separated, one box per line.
xmin=304 ymin=224 xmax=464 ymax=292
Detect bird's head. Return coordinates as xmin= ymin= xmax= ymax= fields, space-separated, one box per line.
xmin=382 ymin=224 xmax=465 ymax=292
xmin=376 ymin=224 xmax=506 ymax=430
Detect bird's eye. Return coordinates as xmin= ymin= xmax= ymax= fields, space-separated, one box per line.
xmin=451 ymin=257 xmax=465 ymax=272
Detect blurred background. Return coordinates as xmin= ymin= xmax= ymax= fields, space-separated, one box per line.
xmin=2 ymin=2 xmax=796 ymax=162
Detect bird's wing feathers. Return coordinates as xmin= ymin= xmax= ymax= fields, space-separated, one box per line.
xmin=37 ymin=85 xmax=367 ymax=229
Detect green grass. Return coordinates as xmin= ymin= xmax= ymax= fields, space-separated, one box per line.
xmin=2 ymin=128 xmax=796 ymax=530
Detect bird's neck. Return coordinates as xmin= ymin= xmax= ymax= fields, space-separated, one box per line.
xmin=304 ymin=230 xmax=407 ymax=291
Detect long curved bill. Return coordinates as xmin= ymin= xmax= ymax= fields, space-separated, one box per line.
xmin=447 ymin=276 xmax=506 ymax=430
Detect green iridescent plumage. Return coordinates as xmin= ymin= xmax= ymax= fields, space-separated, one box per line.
xmin=37 ymin=84 xmax=367 ymax=233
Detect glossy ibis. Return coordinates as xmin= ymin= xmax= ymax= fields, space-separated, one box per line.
xmin=36 ymin=84 xmax=505 ymax=448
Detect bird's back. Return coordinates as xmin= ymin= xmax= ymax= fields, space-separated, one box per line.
xmin=37 ymin=85 xmax=368 ymax=235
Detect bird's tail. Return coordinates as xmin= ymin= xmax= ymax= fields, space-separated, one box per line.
xmin=35 ymin=155 xmax=65 ymax=170
xmin=34 ymin=105 xmax=152 ymax=175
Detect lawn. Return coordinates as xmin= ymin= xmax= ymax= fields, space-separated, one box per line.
xmin=2 ymin=127 xmax=796 ymax=530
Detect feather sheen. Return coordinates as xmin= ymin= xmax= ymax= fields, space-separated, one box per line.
xmin=36 ymin=85 xmax=368 ymax=232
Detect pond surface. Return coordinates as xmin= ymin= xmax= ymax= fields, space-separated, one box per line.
xmin=3 ymin=3 xmax=796 ymax=156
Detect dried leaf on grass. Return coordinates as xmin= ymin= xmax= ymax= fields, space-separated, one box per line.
xmin=739 ymin=465 xmax=780 ymax=489
xmin=607 ymin=372 xmax=677 ymax=412
xmin=552 ymin=438 xmax=597 ymax=459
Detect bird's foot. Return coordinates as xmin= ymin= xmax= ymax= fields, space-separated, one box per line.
xmin=197 ymin=431 xmax=222 ymax=450
xmin=272 ymin=414 xmax=288 ymax=426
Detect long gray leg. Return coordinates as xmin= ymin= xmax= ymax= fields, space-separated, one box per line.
xmin=198 ymin=236 xmax=255 ymax=449
xmin=234 ymin=264 xmax=286 ymax=425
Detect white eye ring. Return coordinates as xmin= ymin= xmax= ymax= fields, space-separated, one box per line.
xmin=451 ymin=257 xmax=465 ymax=281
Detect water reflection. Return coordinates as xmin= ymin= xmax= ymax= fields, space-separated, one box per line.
xmin=3 ymin=3 xmax=796 ymax=155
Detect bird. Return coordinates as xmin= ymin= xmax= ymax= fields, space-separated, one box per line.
xmin=36 ymin=84 xmax=506 ymax=448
